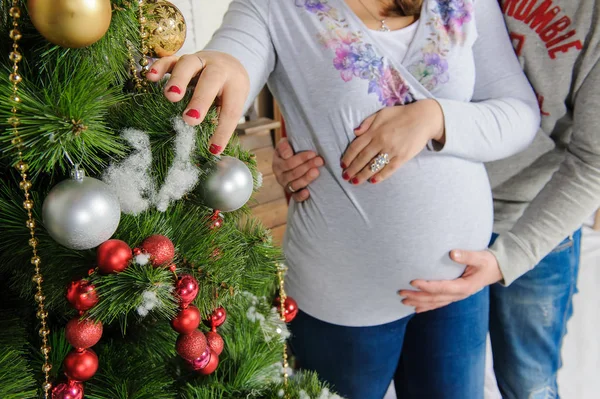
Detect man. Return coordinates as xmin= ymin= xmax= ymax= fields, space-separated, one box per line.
xmin=272 ymin=1 xmax=599 ymax=397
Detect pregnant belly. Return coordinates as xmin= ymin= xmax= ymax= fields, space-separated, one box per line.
xmin=283 ymin=154 xmax=493 ymax=326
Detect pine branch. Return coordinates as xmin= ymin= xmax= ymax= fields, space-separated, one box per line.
xmin=0 ymin=61 xmax=127 ymax=176
xmin=0 ymin=311 xmax=37 ymax=399
xmin=89 ymin=264 xmax=178 ymax=327
xmin=0 ymin=350 xmax=37 ymax=399
xmin=277 ymin=372 xmax=337 ymax=399
xmin=238 ymin=220 xmax=283 ymax=298
xmin=86 ymin=346 xmax=177 ymax=399
xmin=115 ymin=319 xmax=178 ymax=363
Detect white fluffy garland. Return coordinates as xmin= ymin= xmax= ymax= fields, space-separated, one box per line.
xmin=256 ymin=171 xmax=263 ymax=189
xmin=242 ymin=291 xmax=290 ymax=343
xmin=103 ymin=117 xmax=201 ymax=215
xmin=298 ymin=389 xmax=344 ymax=399
xmin=103 ymin=127 xmax=155 ymax=215
xmin=155 ymin=118 xmax=200 ymax=211
xmin=136 ymin=290 xmax=159 ymax=317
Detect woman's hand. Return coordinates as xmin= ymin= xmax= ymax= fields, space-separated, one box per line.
xmin=147 ymin=51 xmax=250 ymax=156
xmin=272 ymin=138 xmax=324 ymax=202
xmin=341 ymin=99 xmax=445 ymax=185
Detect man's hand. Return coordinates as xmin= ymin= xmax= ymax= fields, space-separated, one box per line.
xmin=399 ymin=249 xmax=503 ymax=313
xmin=272 ymin=138 xmax=324 ymax=202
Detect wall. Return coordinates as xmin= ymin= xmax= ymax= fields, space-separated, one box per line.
xmin=170 ymin=0 xmax=233 ymax=55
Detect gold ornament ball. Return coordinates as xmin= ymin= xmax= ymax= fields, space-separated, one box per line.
xmin=145 ymin=1 xmax=186 ymax=58
xmin=27 ymin=0 xmax=112 ymax=48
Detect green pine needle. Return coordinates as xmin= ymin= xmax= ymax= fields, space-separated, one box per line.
xmin=0 ymin=311 xmax=37 ymax=399
xmin=89 ymin=264 xmax=179 ymax=326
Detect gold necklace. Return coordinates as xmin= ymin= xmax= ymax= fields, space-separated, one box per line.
xmin=356 ymin=0 xmax=391 ymax=32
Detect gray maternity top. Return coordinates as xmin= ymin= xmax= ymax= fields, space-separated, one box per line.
xmin=206 ymin=0 xmax=540 ymax=326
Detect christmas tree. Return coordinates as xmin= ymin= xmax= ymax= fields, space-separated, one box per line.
xmin=0 ymin=1 xmax=335 ymax=398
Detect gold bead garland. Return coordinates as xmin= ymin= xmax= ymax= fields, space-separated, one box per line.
xmin=277 ymin=264 xmax=290 ymax=395
xmin=127 ymin=41 xmax=144 ymax=90
xmin=7 ymin=2 xmax=53 ymax=397
xmin=128 ymin=0 xmax=151 ymax=92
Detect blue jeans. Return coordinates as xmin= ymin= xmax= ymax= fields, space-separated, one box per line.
xmin=489 ymin=230 xmax=581 ymax=399
xmin=289 ymin=288 xmax=489 ymax=399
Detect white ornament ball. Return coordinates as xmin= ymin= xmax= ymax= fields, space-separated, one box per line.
xmin=42 ymin=171 xmax=121 ymax=250
xmin=197 ymin=156 xmax=254 ymax=212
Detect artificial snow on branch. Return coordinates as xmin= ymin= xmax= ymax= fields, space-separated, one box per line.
xmin=103 ymin=127 xmax=155 ymax=214
xmin=155 ymin=118 xmax=200 ymax=211
xmin=103 ymin=117 xmax=200 ymax=215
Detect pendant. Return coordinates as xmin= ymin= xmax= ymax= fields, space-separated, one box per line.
xmin=380 ymin=20 xmax=391 ymax=32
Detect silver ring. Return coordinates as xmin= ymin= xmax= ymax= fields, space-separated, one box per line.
xmin=287 ymin=184 xmax=296 ymax=193
xmin=194 ymin=53 xmax=205 ymax=71
xmin=370 ymin=153 xmax=390 ymax=173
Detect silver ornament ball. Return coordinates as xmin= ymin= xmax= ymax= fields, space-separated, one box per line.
xmin=42 ymin=171 xmax=121 ymax=250
xmin=198 ymin=156 xmax=254 ymax=212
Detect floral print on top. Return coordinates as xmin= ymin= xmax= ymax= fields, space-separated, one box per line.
xmin=295 ymin=0 xmax=414 ymax=106
xmin=408 ymin=0 xmax=474 ymax=91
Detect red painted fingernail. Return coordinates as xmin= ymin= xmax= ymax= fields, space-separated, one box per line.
xmin=370 ymin=177 xmax=378 ymax=184
xmin=149 ymin=68 xmax=158 ymax=74
xmin=185 ymin=109 xmax=201 ymax=119
xmin=341 ymin=161 xmax=347 ymax=169
xmin=209 ymin=144 xmax=223 ymax=155
xmin=342 ymin=172 xmax=350 ymax=181
xmin=351 ymin=177 xmax=359 ymax=185
xmin=168 ymin=85 xmax=181 ymax=94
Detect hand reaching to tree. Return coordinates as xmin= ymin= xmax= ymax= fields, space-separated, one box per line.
xmin=147 ymin=51 xmax=250 ymax=156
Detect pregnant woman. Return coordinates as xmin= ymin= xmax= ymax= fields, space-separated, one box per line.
xmin=149 ymin=0 xmax=540 ymax=397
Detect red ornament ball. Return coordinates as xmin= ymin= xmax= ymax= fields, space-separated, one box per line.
xmin=171 ymin=305 xmax=201 ymax=334
xmin=175 ymin=274 xmax=199 ymax=307
xmin=189 ymin=348 xmax=211 ymax=370
xmin=63 ymin=349 xmax=99 ymax=382
xmin=198 ymin=349 xmax=219 ymax=375
xmin=204 ymin=307 xmax=227 ymax=329
xmin=205 ymin=331 xmax=224 ymax=356
xmin=274 ymin=296 xmax=299 ymax=323
xmin=66 ymin=279 xmax=99 ymax=311
xmin=51 ymin=380 xmax=84 ymax=399
xmin=96 ymin=239 xmax=132 ymax=274
xmin=65 ymin=318 xmax=103 ymax=349
xmin=140 ymin=235 xmax=175 ymax=266
xmin=176 ymin=330 xmax=207 ymax=361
